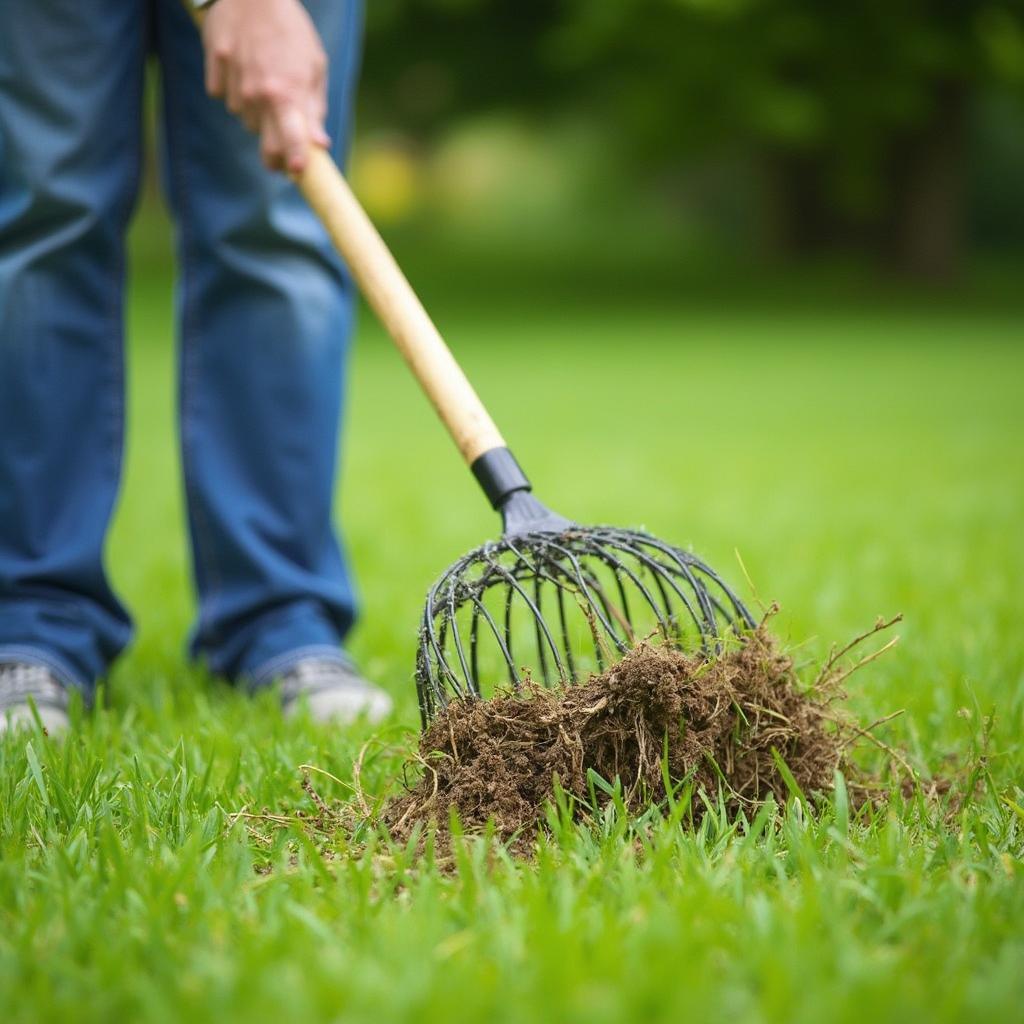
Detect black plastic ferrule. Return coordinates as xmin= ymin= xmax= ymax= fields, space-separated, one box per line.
xmin=470 ymin=447 xmax=532 ymax=510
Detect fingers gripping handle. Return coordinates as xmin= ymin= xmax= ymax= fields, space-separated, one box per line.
xmin=298 ymin=150 xmax=506 ymax=464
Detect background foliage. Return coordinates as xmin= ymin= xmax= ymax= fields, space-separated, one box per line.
xmin=351 ymin=0 xmax=1024 ymax=278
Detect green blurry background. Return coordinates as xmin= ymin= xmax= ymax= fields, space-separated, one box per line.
xmin=353 ymin=0 xmax=1024 ymax=279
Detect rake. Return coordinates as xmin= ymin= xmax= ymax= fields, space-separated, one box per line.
xmin=296 ymin=151 xmax=755 ymax=726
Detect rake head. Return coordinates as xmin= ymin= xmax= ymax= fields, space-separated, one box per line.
xmin=415 ymin=488 xmax=754 ymax=725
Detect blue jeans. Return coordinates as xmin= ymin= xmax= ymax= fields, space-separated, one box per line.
xmin=0 ymin=0 xmax=362 ymax=697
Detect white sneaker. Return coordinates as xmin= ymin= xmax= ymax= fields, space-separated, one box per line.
xmin=0 ymin=662 xmax=71 ymax=735
xmin=277 ymin=658 xmax=393 ymax=724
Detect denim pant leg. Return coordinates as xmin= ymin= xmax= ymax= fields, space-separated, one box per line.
xmin=153 ymin=0 xmax=362 ymax=686
xmin=0 ymin=1 xmax=144 ymax=694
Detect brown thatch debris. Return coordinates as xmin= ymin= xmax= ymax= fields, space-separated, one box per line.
xmin=381 ymin=615 xmax=904 ymax=853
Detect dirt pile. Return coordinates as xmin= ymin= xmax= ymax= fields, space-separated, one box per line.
xmin=384 ymin=624 xmax=881 ymax=850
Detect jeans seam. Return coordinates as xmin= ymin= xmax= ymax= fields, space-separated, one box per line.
xmin=161 ymin=34 xmax=225 ymax=648
xmin=98 ymin=40 xmax=147 ymax=663
xmin=338 ymin=0 xmax=364 ymax=161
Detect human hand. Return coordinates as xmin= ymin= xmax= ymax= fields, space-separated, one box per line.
xmin=201 ymin=0 xmax=330 ymax=175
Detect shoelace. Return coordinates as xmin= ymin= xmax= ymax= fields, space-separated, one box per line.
xmin=0 ymin=663 xmax=68 ymax=710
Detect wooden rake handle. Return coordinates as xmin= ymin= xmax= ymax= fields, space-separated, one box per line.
xmin=299 ymin=149 xmax=506 ymax=465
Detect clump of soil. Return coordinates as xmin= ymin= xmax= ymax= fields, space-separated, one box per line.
xmin=384 ymin=622 xmax=888 ymax=852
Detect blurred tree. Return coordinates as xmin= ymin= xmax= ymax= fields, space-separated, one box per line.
xmin=360 ymin=0 xmax=1024 ymax=280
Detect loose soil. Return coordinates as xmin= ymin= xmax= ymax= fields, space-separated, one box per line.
xmin=383 ymin=622 xmax=887 ymax=852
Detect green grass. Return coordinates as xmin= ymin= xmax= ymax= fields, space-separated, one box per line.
xmin=2 ymin=216 xmax=1023 ymax=1022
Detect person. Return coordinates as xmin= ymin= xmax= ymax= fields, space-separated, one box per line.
xmin=0 ymin=0 xmax=392 ymax=733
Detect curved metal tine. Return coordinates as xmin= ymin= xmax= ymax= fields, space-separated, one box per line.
xmin=577 ymin=566 xmax=631 ymax=651
xmin=480 ymin=546 xmax=568 ymax=683
xmin=635 ymin=540 xmax=754 ymax=651
xmin=428 ymin=585 xmax=464 ymax=699
xmin=594 ymin=536 xmax=682 ymax=640
xmin=611 ymin=539 xmax=681 ymax=642
xmin=416 ymin=626 xmax=438 ymax=717
xmin=599 ymin=534 xmax=750 ymax=640
xmin=545 ymin=536 xmax=628 ymax=651
xmin=469 ymin=597 xmax=481 ymax=692
xmin=422 ymin=587 xmax=446 ymax=688
xmin=446 ymin=579 xmax=474 ymax=695
xmin=414 ymin=671 xmax=432 ymax=726
xmin=678 ymin=554 xmax=757 ymax=628
xmin=612 ymin=564 xmax=635 ymax=639
xmin=543 ymin=551 xmax=614 ymax=673
xmin=552 ymin=552 xmax=622 ymax=671
xmin=502 ymin=536 xmax=567 ymax=595
xmin=554 ymin=579 xmax=577 ymax=683
xmin=633 ymin=536 xmax=720 ymax=635
xmin=503 ymin=537 xmax=551 ymax=685
xmin=533 ymin=568 xmax=550 ymax=686
xmin=420 ymin=652 xmax=444 ymax=718
xmin=702 ymin=586 xmax=746 ymax=634
xmin=427 ymin=560 xmax=480 ymax=700
xmin=579 ymin=535 xmax=673 ymax=642
xmin=600 ymin=532 xmax=707 ymax=638
xmin=432 ymin=595 xmax=450 ymax=673
xmin=503 ymin=580 xmax=516 ymax=686
xmin=467 ymin=592 xmax=519 ymax=685
xmin=514 ymin=540 xmax=581 ymax=682
xmin=414 ymin=622 xmax=435 ymax=720
xmin=616 ymin=532 xmax=720 ymax=637
xmin=540 ymin=538 xmax=625 ymax=650
xmin=642 ymin=555 xmax=680 ymax=640
xmin=582 ymin=540 xmax=636 ymax=642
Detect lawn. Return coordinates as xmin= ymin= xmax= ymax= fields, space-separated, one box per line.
xmin=2 ymin=214 xmax=1023 ymax=1022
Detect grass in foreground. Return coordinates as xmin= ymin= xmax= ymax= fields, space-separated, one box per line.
xmin=1 ymin=229 xmax=1023 ymax=1022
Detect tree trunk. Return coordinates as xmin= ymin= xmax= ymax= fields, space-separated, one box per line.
xmin=883 ymin=79 xmax=968 ymax=283
xmin=762 ymin=151 xmax=840 ymax=257
xmin=761 ymin=79 xmax=969 ymax=281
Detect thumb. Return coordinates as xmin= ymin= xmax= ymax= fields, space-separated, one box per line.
xmin=308 ymin=93 xmax=330 ymax=150
xmin=275 ymin=104 xmax=311 ymax=176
